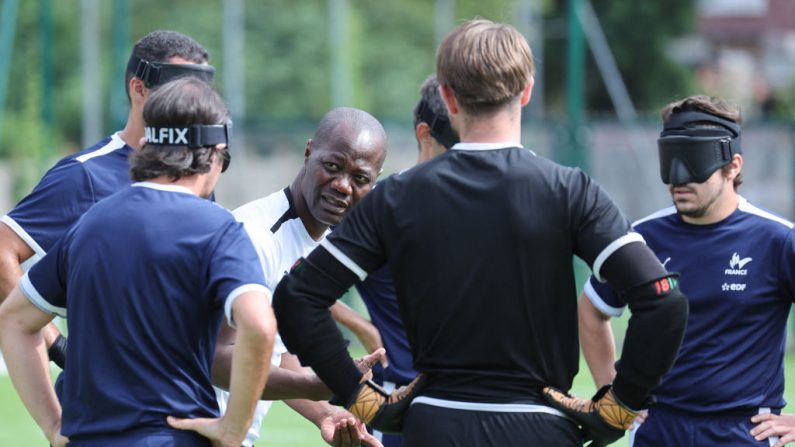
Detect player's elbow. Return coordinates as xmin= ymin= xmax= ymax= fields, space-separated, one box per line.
xmin=657 ymin=287 xmax=689 ymax=333
xmin=238 ymin=306 xmax=277 ymax=349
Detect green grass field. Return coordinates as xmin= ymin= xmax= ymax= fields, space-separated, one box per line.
xmin=1 ymin=280 xmax=793 ymax=446
xmin=2 ymin=353 xmax=795 ymax=446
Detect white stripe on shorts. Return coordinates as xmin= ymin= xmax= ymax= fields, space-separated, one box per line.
xmin=410 ymin=396 xmax=566 ymax=418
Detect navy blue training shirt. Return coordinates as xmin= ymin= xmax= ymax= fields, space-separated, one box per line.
xmin=585 ymin=197 xmax=795 ymax=412
xmin=2 ymin=133 xmax=133 ymax=266
xmin=20 ymin=182 xmax=267 ymax=442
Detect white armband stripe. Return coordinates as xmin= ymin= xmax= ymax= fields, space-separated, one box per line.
xmin=592 ymin=232 xmax=645 ymax=282
xmin=319 ymin=239 xmax=367 ymax=281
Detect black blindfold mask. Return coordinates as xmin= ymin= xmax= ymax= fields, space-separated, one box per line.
xmin=127 ymin=56 xmax=215 ymax=89
xmin=657 ymin=111 xmax=741 ymax=185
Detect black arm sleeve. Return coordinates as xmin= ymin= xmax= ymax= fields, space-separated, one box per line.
xmin=48 ymin=334 xmax=67 ymax=369
xmin=272 ymin=245 xmax=364 ymax=403
xmin=599 ymin=241 xmax=689 ymax=410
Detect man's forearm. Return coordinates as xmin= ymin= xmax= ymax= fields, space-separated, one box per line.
xmin=285 ymin=399 xmax=337 ymax=428
xmin=213 ymin=338 xmax=331 ymax=400
xmin=331 ymin=301 xmax=384 ymax=357
xmin=0 ymin=317 xmax=61 ymax=440
xmin=224 ymin=295 xmax=276 ymax=435
xmin=260 ymin=352 xmax=331 ymax=401
xmin=578 ymin=295 xmax=617 ymax=387
xmin=261 ymin=368 xmax=330 ymax=401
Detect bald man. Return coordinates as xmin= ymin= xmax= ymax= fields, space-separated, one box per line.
xmin=213 ymin=107 xmax=388 ymax=447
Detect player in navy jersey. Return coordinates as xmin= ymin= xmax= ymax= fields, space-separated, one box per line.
xmin=0 ymin=30 xmax=215 ymax=370
xmin=0 ymin=78 xmax=275 ymax=447
xmin=333 ymin=73 xmax=458 ymax=447
xmin=580 ymin=94 xmax=795 ymax=447
xmin=213 ymin=107 xmax=387 ymax=447
xmin=272 ymin=19 xmax=688 ymax=447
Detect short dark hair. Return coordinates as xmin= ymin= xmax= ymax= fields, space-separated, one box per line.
xmin=412 ymin=74 xmax=448 ymax=129
xmin=125 ymin=30 xmax=210 ymax=100
xmin=130 ymin=77 xmax=229 ymax=182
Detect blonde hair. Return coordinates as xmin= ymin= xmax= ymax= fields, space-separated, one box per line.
xmin=436 ymin=19 xmax=534 ymax=115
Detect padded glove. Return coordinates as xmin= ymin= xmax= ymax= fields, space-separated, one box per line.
xmin=347 ymin=374 xmax=425 ymax=434
xmin=543 ymin=385 xmax=638 ymax=447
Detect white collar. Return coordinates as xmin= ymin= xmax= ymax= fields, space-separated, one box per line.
xmin=451 ymin=142 xmax=524 ymax=151
xmin=132 ymin=182 xmax=194 ymax=195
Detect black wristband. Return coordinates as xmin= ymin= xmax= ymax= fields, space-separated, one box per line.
xmin=47 ymin=334 xmax=67 ymax=369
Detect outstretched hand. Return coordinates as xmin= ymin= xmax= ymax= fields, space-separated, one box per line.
xmin=355 ymin=323 xmax=388 ymax=368
xmin=167 ymin=415 xmax=246 ymax=447
xmin=354 ymin=348 xmax=387 ymax=380
xmin=320 ymin=410 xmax=383 ymax=447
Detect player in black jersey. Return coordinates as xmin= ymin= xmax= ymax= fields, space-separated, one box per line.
xmin=273 ymin=18 xmax=688 ymax=447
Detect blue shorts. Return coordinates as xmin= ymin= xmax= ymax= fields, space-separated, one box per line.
xmin=65 ymin=426 xmax=210 ymax=446
xmin=630 ymin=404 xmax=779 ymax=447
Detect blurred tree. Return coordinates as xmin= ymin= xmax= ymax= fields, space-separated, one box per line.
xmin=542 ymin=0 xmax=696 ymax=117
xmin=4 ymin=1 xmax=83 ymax=150
xmin=0 ymin=0 xmax=699 ymax=159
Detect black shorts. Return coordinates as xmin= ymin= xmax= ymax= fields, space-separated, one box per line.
xmin=403 ymin=403 xmax=582 ymax=447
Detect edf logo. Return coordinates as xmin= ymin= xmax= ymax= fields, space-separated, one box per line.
xmin=722 ymin=283 xmax=746 ymax=292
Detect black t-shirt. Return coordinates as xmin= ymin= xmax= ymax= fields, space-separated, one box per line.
xmin=324 ymin=144 xmax=638 ymax=403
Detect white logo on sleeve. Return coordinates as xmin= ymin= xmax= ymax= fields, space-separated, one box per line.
xmin=662 ymin=257 xmax=671 ymax=268
xmin=725 ymin=252 xmax=751 ymax=276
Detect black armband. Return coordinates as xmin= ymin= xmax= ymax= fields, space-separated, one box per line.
xmin=600 ymin=241 xmax=669 ymax=292
xmin=613 ymin=274 xmax=688 ymax=409
xmin=48 ymin=334 xmax=67 ymax=369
